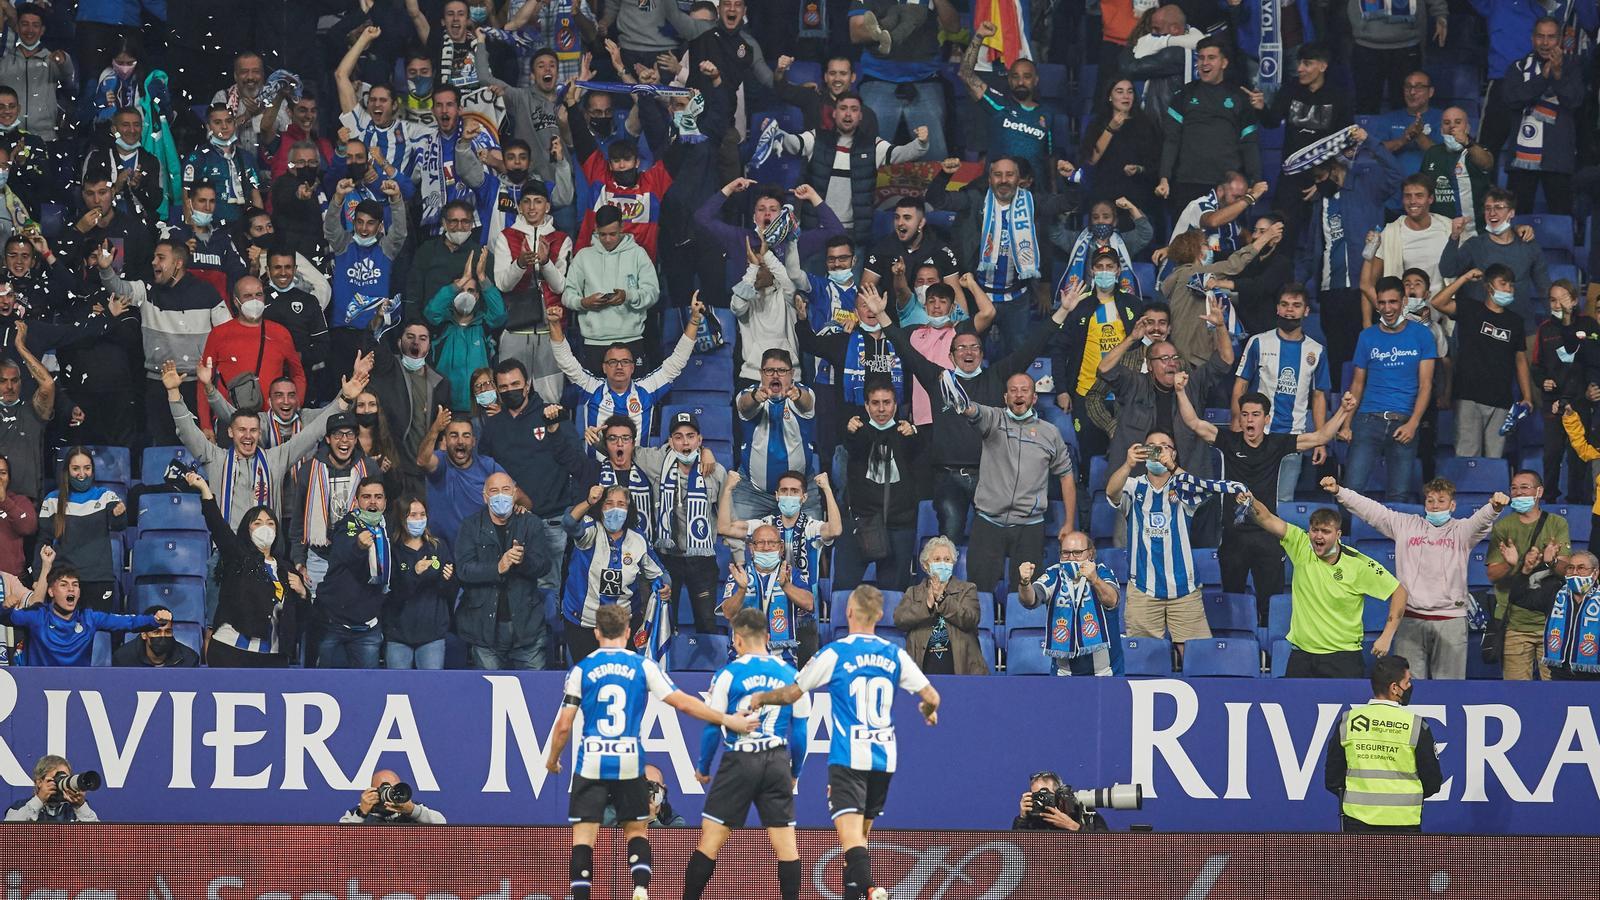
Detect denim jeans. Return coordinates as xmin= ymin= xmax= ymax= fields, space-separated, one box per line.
xmin=469 ymin=636 xmax=546 ymax=670
xmin=932 ymin=467 xmax=978 ymax=544
xmin=1277 ymin=453 xmax=1303 ymax=505
xmin=529 ymin=516 xmax=569 ymax=592
xmin=1343 ymin=413 xmax=1418 ymax=503
xmin=989 ymin=298 xmax=1035 ymax=362
xmin=318 ymin=624 xmax=383 ymax=668
xmin=385 ymin=638 xmax=446 ymax=670
xmin=858 ymin=79 xmax=948 ymax=159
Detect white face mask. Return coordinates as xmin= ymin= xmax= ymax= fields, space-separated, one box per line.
xmin=453 ymin=291 xmax=477 ymax=314
xmin=239 ymin=298 xmax=265 ymax=320
xmin=250 ymin=524 xmax=276 ymax=549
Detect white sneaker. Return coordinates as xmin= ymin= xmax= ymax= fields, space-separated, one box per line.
xmin=633 ymin=888 xmax=650 ymax=900
xmin=868 ymin=888 xmax=887 ymax=900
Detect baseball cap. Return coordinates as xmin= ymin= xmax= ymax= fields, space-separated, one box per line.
xmin=670 ymin=411 xmax=701 ymax=434
xmin=324 ymin=411 xmax=357 ymax=436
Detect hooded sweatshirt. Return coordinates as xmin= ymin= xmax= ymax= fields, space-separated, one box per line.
xmin=559 ymin=233 xmax=660 ymax=343
xmin=1334 ymin=486 xmax=1498 ymax=617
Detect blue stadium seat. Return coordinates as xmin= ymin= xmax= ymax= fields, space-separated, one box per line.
xmin=1270 ymin=638 xmax=1292 ymax=677
xmin=872 ymin=627 xmax=906 ymax=649
xmin=1192 ymin=547 xmax=1220 ymax=586
xmin=1467 ymin=544 xmax=1490 ymax=589
xmin=1278 ymin=503 xmax=1316 ymax=531
xmin=1437 ymin=457 xmax=1510 ymax=494
xmin=141 ymin=446 xmax=201 ymax=486
xmin=1089 ymin=456 xmax=1110 ymax=494
xmin=1203 ymin=592 xmax=1257 ymax=638
xmin=1362 ymin=596 xmax=1393 ymax=634
xmin=916 ymin=500 xmax=938 ymax=541
xmin=1099 ymin=547 xmax=1128 ymax=584
xmin=91 ymin=631 xmax=113 ymax=667
xmin=786 ymin=60 xmax=822 ymax=86
xmin=1182 ymin=637 xmax=1260 ymax=677
xmin=658 ymin=403 xmax=734 ymax=444
xmin=58 ymin=446 xmax=131 ymax=495
xmin=1005 ymin=591 xmax=1045 ymax=631
xmin=978 ymin=629 xmax=997 ymax=669
xmin=977 ymin=592 xmax=996 ymax=633
xmin=137 ymin=492 xmax=205 ymax=534
xmin=1466 ymin=631 xmax=1500 ymax=679
xmin=1090 ymin=498 xmax=1118 ymax=543
xmin=133 ymin=580 xmax=205 ymax=624
xmin=174 ymin=623 xmax=202 ymax=657
xmin=1132 ymin=262 xmax=1156 ymax=299
xmin=132 ymin=535 xmax=209 ymax=579
xmin=1122 ymin=637 xmax=1173 ymax=676
xmin=668 ymin=633 xmax=729 ymax=671
xmin=1523 ymin=214 xmax=1574 ymax=259
xmin=1267 ymin=594 xmax=1293 ymax=643
xmin=1035 ymin=62 xmax=1068 ymax=100
xmin=1005 ymin=630 xmax=1051 ymax=674
xmin=1351 ymin=517 xmax=1391 ymax=542
xmin=674 ymin=355 xmax=734 ymax=393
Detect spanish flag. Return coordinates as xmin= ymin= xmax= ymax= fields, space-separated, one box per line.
xmin=973 ymin=0 xmax=1034 ymax=71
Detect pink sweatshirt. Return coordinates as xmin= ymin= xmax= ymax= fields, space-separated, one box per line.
xmin=1336 ymin=488 xmax=1500 ymax=618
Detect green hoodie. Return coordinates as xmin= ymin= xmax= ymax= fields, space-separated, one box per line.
xmin=560 ymin=233 xmax=660 ymax=343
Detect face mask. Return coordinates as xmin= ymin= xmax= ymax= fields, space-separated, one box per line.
xmin=672 ymin=449 xmax=699 ymax=465
xmin=488 ymin=493 xmax=516 ymax=518
xmin=250 ymin=524 xmax=277 ymax=549
xmin=405 ymin=518 xmax=428 ymax=537
xmin=869 ymin=417 xmax=895 ymax=430
xmin=1567 ymin=575 xmax=1595 ymax=595
xmin=113 ymin=61 xmax=136 ymax=78
xmin=1004 ymin=408 xmax=1034 ymax=422
xmin=453 ymin=291 xmax=477 ymax=314
xmin=68 ymin=475 xmax=93 ymax=492
xmin=355 ymin=509 xmax=384 ymax=528
xmin=858 ymin=321 xmax=883 ymax=333
xmin=777 ymin=495 xmax=802 ymax=518
xmin=0 ymin=397 xmax=19 ymax=408
xmin=612 ymin=167 xmax=638 ymax=188
xmin=953 ymin=365 xmax=982 ymax=379
xmin=929 ymin=561 xmax=954 ymax=581
xmin=1202 ymin=248 xmax=1215 ymax=265
xmin=114 ymin=135 xmax=141 ymax=152
xmin=1404 ymin=296 xmax=1429 ymax=317
xmin=927 ymin=314 xmax=952 ymax=327
xmin=1145 ymin=459 xmax=1168 ymax=475
xmin=295 ymin=166 xmax=321 ymax=185
xmin=354 ymin=411 xmax=379 ymax=429
xmin=408 ymin=76 xmax=434 ymax=96
xmin=400 ymin=354 xmax=426 ymax=372
xmin=18 ymin=39 xmax=40 ymax=52
xmin=1315 ymin=541 xmax=1340 ymax=559
xmin=191 ymin=209 xmax=213 ymax=228
xmin=504 ymin=168 xmax=529 ymax=185
xmin=346 ymin=162 xmax=369 ymax=182
xmin=1491 ymin=290 xmax=1515 ymax=308
xmin=590 ymin=116 xmax=615 ymax=137
xmin=239 ymin=299 xmax=265 ymax=320
xmin=1486 ymin=220 xmax=1511 ymax=236
xmin=1557 ymin=346 xmax=1578 ymax=365
xmin=469 ymin=5 xmax=489 ymax=22
xmin=1424 ymin=510 xmax=1451 ymax=526
xmin=444 ymin=228 xmax=473 ymax=246
xmin=1510 ymin=496 xmax=1536 ymax=513
xmin=147 ymin=635 xmax=175 ymax=657
xmin=1276 ymin=315 xmax=1303 ymax=333
xmin=1397 ymin=685 xmax=1414 ymax=706
xmin=1089 ymin=222 xmax=1115 ymax=241
xmin=1093 ymin=271 xmax=1117 ymax=291
xmin=210 ymin=133 xmax=237 ymax=149
xmin=1141 ymin=335 xmax=1155 ymax=346
xmin=352 ymin=232 xmax=379 ymax=247
xmin=827 ymin=268 xmax=853 ymax=285
xmin=913 ymin=284 xmax=929 ymax=305
xmin=475 ymin=389 xmax=498 ymax=407
xmin=499 ymin=389 xmax=526 ymax=411
xmin=601 ymin=507 xmax=629 ymax=532
xmin=752 ymin=550 xmax=782 ymax=570
xmin=1442 ymin=133 xmax=1463 ymax=152
xmin=0 ymin=120 xmax=16 ymax=135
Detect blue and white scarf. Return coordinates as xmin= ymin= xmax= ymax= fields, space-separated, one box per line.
xmin=1546 ymin=576 xmax=1600 ymax=673
xmin=744 ymin=561 xmax=797 ymax=649
xmin=220 ymin=449 xmax=271 ymax=522
xmin=656 ymin=455 xmax=714 ymax=555
xmin=1359 ymin=0 xmax=1413 ymax=23
xmin=841 ymin=331 xmax=902 ymax=405
xmin=1041 ymin=562 xmax=1112 ymax=659
xmin=1510 ymin=55 xmax=1561 ymax=171
xmin=635 ymin=578 xmax=672 ymax=663
xmin=748 ymin=117 xmax=784 ymax=173
xmin=978 ymin=187 xmax=1039 ymax=282
xmin=763 ymin=512 xmax=818 ymax=592
xmin=600 ymin=462 xmax=655 ymax=538
xmin=1173 ymin=472 xmax=1251 ymax=522
xmin=1058 ymin=226 xmax=1138 ymax=298
xmin=576 ymin=81 xmax=695 ymax=100
xmin=361 ymin=518 xmax=391 ymax=591
xmin=1257 ymin=0 xmax=1283 ymax=99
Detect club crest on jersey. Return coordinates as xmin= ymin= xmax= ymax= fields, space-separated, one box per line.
xmin=1052 ymin=617 xmax=1071 ymax=645
xmin=623 ymin=554 xmax=633 ymax=565
xmin=1147 ymin=511 xmax=1168 ymax=529
xmin=629 ymin=396 xmax=641 ymax=414
xmin=532 ymin=426 xmax=547 ymax=440
xmin=291 ymin=300 xmax=304 ymax=314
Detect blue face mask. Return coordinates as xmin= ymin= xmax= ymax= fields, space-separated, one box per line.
xmin=1145 ymin=459 xmax=1168 ymax=475
xmin=209 ymin=133 xmax=237 ymax=150
xmin=927 ymin=314 xmax=952 ymax=327
xmin=1510 ymin=496 xmax=1536 ymax=513
xmin=953 ymin=365 xmax=983 ymax=379
xmin=352 ymin=232 xmax=379 ymax=247
xmin=475 ymin=389 xmax=498 ymax=408
xmin=858 ymin=321 xmax=882 ymax=333
xmin=929 ymin=561 xmax=954 ymax=581
xmin=1442 ymin=133 xmax=1463 ymax=152
xmin=488 ymin=493 xmax=515 ymax=518
xmin=827 ymin=268 xmax=853 ymax=285
xmin=1557 ymin=346 xmax=1578 ymax=364
xmin=869 ymin=417 xmax=895 ymax=430
xmin=69 ymin=475 xmax=93 ymax=493
xmin=1202 ymin=248 xmax=1215 ymax=265
xmin=191 ymin=209 xmax=213 ymax=228
xmin=399 ymin=354 xmax=426 ymax=372
xmin=1004 ymin=408 xmax=1034 ymax=422
xmin=469 ymin=5 xmax=489 ymax=22
xmin=602 ymin=507 xmax=629 ymax=532
xmin=408 ymin=76 xmax=434 ymax=97
xmin=752 ymin=550 xmax=782 ymax=570
xmin=1093 ymin=271 xmax=1117 ymax=291
xmin=1491 ymin=289 xmax=1515 ymax=308
xmin=114 ymin=135 xmax=141 ymax=153
xmin=1424 ymin=510 xmax=1451 ymax=526
xmin=777 ymin=495 xmax=802 ymax=518
xmin=405 ymin=518 xmax=428 ymax=537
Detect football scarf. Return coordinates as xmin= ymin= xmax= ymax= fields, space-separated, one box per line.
xmin=656 ymin=456 xmax=713 ymax=555
xmin=1059 ymin=226 xmax=1138 ymax=297
xmin=221 ymin=449 xmax=271 ymax=522
xmin=1546 ymin=576 xmax=1600 ymax=673
xmin=978 ymin=186 xmax=1039 ymax=280
xmin=1511 ymin=55 xmax=1560 ymax=171
xmin=1041 ymin=562 xmax=1111 ymax=659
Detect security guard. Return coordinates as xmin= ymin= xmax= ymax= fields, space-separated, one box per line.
xmin=1323 ymin=655 xmax=1443 ymax=832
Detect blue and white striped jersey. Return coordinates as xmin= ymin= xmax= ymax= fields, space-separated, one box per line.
xmin=562 ymin=648 xmax=678 ymax=781
xmin=706 ymin=654 xmax=812 ymax=754
xmin=1114 ymin=475 xmax=1208 ymax=599
xmin=1171 ymin=189 xmax=1242 ymax=257
xmin=562 ymin=519 xmax=666 ymax=627
xmin=554 ymin=334 xmax=695 ymax=458
xmin=738 ymin=390 xmax=817 ymax=493
xmin=1236 ymin=331 xmax=1331 ymax=434
xmin=795 ymin=634 xmax=931 ymax=773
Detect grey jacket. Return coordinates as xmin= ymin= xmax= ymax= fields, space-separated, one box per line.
xmin=962 ymin=404 xmax=1074 ymax=527
xmin=1348 ymin=0 xmax=1448 ymax=50
xmin=1101 ymin=352 xmax=1231 ymax=479
xmin=171 ymin=398 xmax=346 ymax=528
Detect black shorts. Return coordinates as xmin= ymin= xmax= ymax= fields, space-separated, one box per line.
xmin=827 ymin=765 xmax=892 ymax=821
xmin=569 ymin=775 xmax=649 ymax=824
xmin=702 ymin=747 xmax=796 ymax=828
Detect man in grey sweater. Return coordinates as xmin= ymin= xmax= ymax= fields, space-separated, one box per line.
xmin=948 ymin=372 xmax=1076 ymax=599
xmin=1347 ymin=0 xmax=1449 ymax=114
xmin=1438 ymin=186 xmax=1551 ymax=341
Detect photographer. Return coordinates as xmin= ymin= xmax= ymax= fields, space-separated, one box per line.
xmin=602 ymin=764 xmax=686 ymax=828
xmin=1012 ymin=771 xmax=1081 ymax=832
xmin=5 ymin=756 xmax=99 ymax=822
xmin=338 ymin=769 xmax=446 ymax=824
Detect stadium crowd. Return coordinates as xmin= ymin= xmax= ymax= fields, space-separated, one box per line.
xmin=0 ymin=0 xmax=1596 ymax=684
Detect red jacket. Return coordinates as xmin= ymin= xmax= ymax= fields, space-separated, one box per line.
xmin=575 ymin=151 xmax=671 ymax=260
xmin=196 ymin=319 xmax=307 ymax=434
xmin=0 ymin=492 xmax=37 ymax=577
xmin=264 ymin=125 xmax=335 ymax=181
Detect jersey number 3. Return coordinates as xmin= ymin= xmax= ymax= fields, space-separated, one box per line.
xmin=595 ymin=683 xmax=628 ymax=737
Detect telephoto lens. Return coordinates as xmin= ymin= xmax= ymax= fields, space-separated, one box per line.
xmin=377 ymin=781 xmax=413 ymax=806
xmin=55 ymin=771 xmax=101 ymax=793
xmin=1073 ymin=783 xmax=1143 ymax=811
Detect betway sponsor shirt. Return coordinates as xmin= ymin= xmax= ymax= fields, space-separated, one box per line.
xmin=980 ymin=89 xmax=1054 ymax=180
xmin=1351 ymin=321 xmax=1436 ymax=415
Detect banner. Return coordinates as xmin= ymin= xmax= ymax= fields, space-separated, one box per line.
xmin=0 ymin=669 xmax=1597 ymax=832
xmin=2 ymin=826 xmax=1599 ymax=898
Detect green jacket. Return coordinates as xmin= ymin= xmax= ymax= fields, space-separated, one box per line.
xmin=425 ymin=282 xmax=507 ymax=410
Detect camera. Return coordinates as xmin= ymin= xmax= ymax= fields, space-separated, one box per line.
xmin=53 ymin=771 xmax=101 ymax=793
xmin=1030 ymin=782 xmax=1143 ymax=828
xmin=376 ymin=781 xmax=412 ymax=806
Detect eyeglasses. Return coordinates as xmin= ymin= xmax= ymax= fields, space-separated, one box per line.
xmin=602 ymin=358 xmax=635 ymax=367
xmin=1484 ymin=204 xmax=1512 ymax=213
xmin=760 ymin=367 xmax=792 ymax=376
xmin=1148 ymin=354 xmax=1181 ymax=363
xmin=1061 ymin=547 xmax=1092 ymax=556
xmin=751 ymin=540 xmax=783 ymax=549
xmin=605 ymin=435 xmax=634 ymax=444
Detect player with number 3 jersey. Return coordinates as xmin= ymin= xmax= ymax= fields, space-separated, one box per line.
xmin=545 ymin=604 xmax=756 ymax=900
xmin=752 ymin=585 xmax=941 ymax=900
